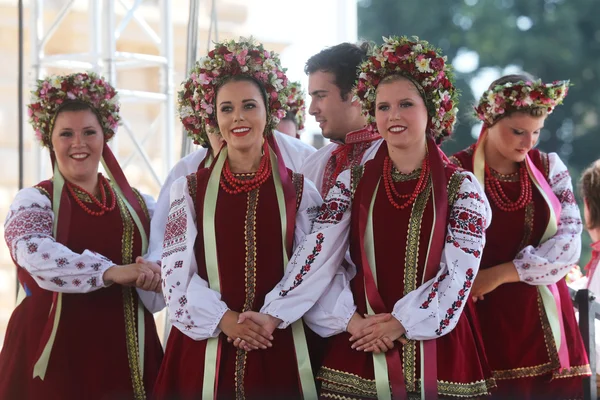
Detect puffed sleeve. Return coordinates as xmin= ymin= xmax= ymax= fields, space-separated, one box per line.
xmin=391 ymin=172 xmax=492 ymax=340
xmin=260 ymin=172 xmax=353 ymax=329
xmin=160 ymin=175 xmax=229 ymax=340
xmin=4 ymin=187 xmax=114 ymax=293
xmin=513 ymin=153 xmax=582 ymax=285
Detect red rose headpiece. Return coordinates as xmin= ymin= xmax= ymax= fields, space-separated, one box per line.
xmin=355 ymin=36 xmax=459 ymax=143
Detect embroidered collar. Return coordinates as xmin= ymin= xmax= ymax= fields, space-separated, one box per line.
xmin=332 ymin=126 xmax=381 ymax=146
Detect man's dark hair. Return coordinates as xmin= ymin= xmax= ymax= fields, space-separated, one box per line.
xmin=304 ymin=42 xmax=371 ymax=101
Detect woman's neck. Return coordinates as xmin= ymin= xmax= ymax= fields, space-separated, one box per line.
xmin=227 ymin=144 xmax=263 ymax=173
xmin=387 ymin=141 xmax=427 ymax=174
xmin=66 ymin=173 xmax=100 ymax=197
xmin=483 ymin=139 xmax=519 ymax=174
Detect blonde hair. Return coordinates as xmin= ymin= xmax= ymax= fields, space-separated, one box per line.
xmin=580 ymin=159 xmax=600 ymax=229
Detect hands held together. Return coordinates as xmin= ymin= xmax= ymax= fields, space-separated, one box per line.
xmin=219 ymin=310 xmax=282 ymax=352
xmin=102 ymin=256 xmax=162 ymax=293
xmin=347 ymin=312 xmax=408 ymax=354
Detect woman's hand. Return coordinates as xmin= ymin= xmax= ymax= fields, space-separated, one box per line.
xmin=102 ymin=262 xmax=160 ymax=290
xmin=134 ymin=257 xmax=162 ymax=293
xmin=228 ymin=311 xmax=283 ymax=351
xmin=218 ymin=310 xmax=274 ymax=352
xmin=471 ymin=262 xmax=519 ymax=302
xmin=350 ymin=313 xmax=407 ymax=352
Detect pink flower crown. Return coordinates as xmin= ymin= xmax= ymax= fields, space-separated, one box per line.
xmin=355 ymin=36 xmax=459 ymax=143
xmin=286 ymin=81 xmax=306 ymax=131
xmin=28 ymin=72 xmax=120 ymax=148
xmin=475 ymin=79 xmax=570 ymax=126
xmin=178 ymin=37 xmax=291 ymax=146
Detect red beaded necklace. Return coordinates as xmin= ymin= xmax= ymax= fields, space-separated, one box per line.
xmin=66 ymin=173 xmax=117 ymax=217
xmin=485 ymin=163 xmax=532 ymax=212
xmin=220 ymin=149 xmax=272 ymax=195
xmin=382 ymin=155 xmax=430 ymax=210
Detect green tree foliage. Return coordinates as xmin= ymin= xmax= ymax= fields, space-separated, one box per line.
xmin=358 ymin=0 xmax=600 ymax=167
xmin=358 ymin=0 xmax=600 ymax=261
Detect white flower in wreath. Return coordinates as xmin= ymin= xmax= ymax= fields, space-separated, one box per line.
xmin=50 ymin=77 xmax=62 ymax=89
xmin=416 ymin=57 xmax=433 ymax=73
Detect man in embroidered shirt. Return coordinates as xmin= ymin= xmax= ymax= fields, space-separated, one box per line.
xmin=301 ymin=42 xmax=383 ymax=197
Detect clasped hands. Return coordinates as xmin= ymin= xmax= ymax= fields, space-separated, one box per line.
xmin=346 ymin=312 xmax=408 ymax=353
xmin=102 ymin=256 xmax=162 ymax=293
xmin=219 ymin=310 xmax=283 ymax=353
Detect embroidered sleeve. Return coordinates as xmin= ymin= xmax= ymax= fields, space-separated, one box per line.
xmin=4 ymin=187 xmax=114 ymax=293
xmin=392 ymin=172 xmax=492 ymax=340
xmin=261 ymin=171 xmax=354 ymax=329
xmin=147 ymin=150 xmax=207 ymax=264
xmin=161 ymin=176 xmax=229 ymax=341
xmin=513 ymin=153 xmax=582 ymax=285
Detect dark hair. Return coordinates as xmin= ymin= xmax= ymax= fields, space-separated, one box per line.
xmin=580 ymin=160 xmax=600 ymax=230
xmin=51 ymin=101 xmax=102 ymax=142
xmin=304 ymin=41 xmax=371 ymax=101
xmin=487 ymin=73 xmax=548 ymax=120
xmin=280 ymin=111 xmax=298 ymax=127
xmin=216 ymin=75 xmax=269 ymax=112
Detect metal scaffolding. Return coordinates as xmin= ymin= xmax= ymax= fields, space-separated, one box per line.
xmin=28 ymin=0 xmax=175 ymax=186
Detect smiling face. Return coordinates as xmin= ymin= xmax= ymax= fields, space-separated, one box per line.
xmin=374 ymin=77 xmax=429 ymax=152
xmin=486 ymin=112 xmax=546 ymax=163
xmin=215 ymin=79 xmax=267 ymax=155
xmin=50 ymin=108 xmax=104 ymax=187
xmin=307 ymin=70 xmax=365 ymax=141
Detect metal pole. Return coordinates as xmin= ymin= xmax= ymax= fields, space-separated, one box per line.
xmin=18 ymin=0 xmax=24 ymax=191
xmin=31 ymin=0 xmax=46 ymax=183
xmin=90 ymin=0 xmax=102 ymax=73
xmin=161 ymin=0 xmax=174 ymax=174
xmin=576 ymin=289 xmax=597 ymax=400
xmin=103 ymin=0 xmax=118 ymax=155
xmin=181 ymin=0 xmax=200 ymax=158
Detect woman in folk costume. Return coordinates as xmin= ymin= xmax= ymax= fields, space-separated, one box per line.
xmin=450 ymin=74 xmax=590 ymax=399
xmin=153 ymin=38 xmax=345 ymax=400
xmin=304 ymin=36 xmax=495 ymax=399
xmin=277 ymin=81 xmax=307 ymax=139
xmin=147 ymin=81 xmax=314 ymax=265
xmin=0 ymin=72 xmax=164 ymax=400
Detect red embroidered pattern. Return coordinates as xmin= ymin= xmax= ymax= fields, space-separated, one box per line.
xmin=162 ymin=197 xmax=188 ymax=258
xmin=279 ymin=233 xmax=325 ymax=297
xmin=449 ymin=207 xmax=485 ymax=239
xmin=4 ymin=203 xmax=53 ymax=253
xmin=51 ymin=277 xmax=67 ymax=287
xmin=420 ymin=272 xmax=449 ymax=309
xmin=321 ymin=139 xmax=375 ymax=196
xmin=558 ymin=189 xmax=576 ymax=205
xmin=435 ymin=268 xmax=474 ymax=335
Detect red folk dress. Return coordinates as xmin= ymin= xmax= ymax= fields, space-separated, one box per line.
xmin=311 ymin=143 xmax=495 ymax=399
xmin=451 ymin=146 xmax=590 ymax=399
xmin=0 ymin=179 xmax=163 ymax=400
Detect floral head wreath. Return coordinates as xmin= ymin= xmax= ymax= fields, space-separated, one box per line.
xmin=355 ymin=36 xmax=459 ymax=143
xmin=475 ymin=79 xmax=570 ymax=126
xmin=28 ymin=72 xmax=120 ymax=148
xmin=285 ymin=81 xmax=306 ymax=131
xmin=178 ymin=37 xmax=291 ymax=146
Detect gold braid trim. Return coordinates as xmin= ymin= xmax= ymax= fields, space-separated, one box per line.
xmin=317 ymin=367 xmax=377 ymax=397
xmin=403 ymin=178 xmax=432 ymax=391
xmin=350 ymin=165 xmax=364 ymax=197
xmin=448 ymin=155 xmax=462 ymax=168
xmin=116 ymin=193 xmax=146 ymax=399
xmin=518 ymin=202 xmax=535 ymax=251
xmin=319 ymin=366 xmax=492 ymax=398
xmin=292 ymin=172 xmax=304 ymax=211
xmin=234 ymin=188 xmax=260 ymax=400
xmin=552 ymin=364 xmax=592 ymax=379
xmin=447 ymin=171 xmax=466 ymax=207
xmin=131 ymin=187 xmax=150 ymax=220
xmin=34 ymin=185 xmax=51 ymax=200
xmin=186 ymin=173 xmax=198 ymax=210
